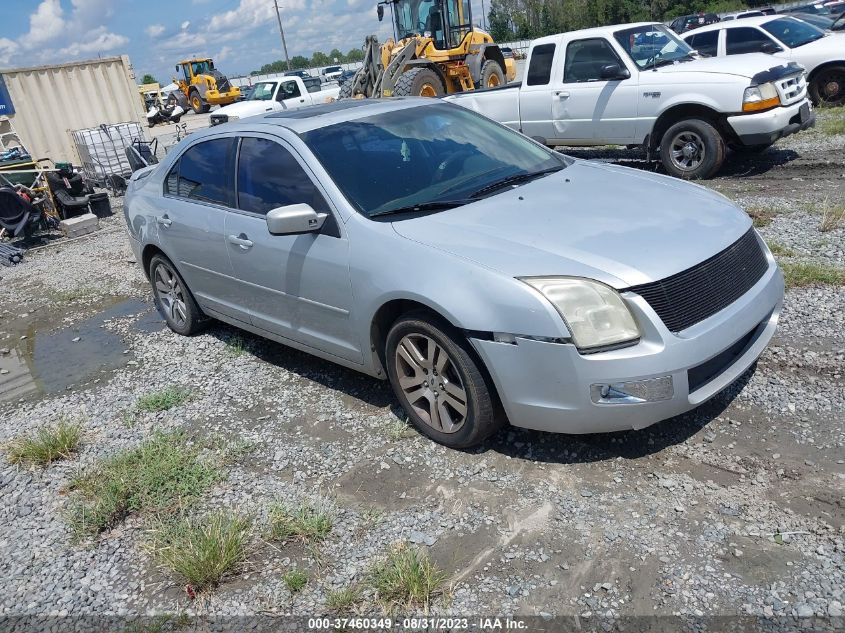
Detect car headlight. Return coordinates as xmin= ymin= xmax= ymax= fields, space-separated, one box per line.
xmin=743 ymin=82 xmax=780 ymax=112
xmin=520 ymin=277 xmax=640 ymax=351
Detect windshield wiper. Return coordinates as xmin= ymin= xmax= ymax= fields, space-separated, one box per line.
xmin=369 ymin=199 xmax=473 ymax=218
xmin=467 ymin=166 xmax=563 ymax=199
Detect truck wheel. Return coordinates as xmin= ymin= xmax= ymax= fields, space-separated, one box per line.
xmin=480 ymin=60 xmax=505 ymax=89
xmin=385 ymin=311 xmax=502 ymax=449
xmin=393 ymin=68 xmax=445 ymax=97
xmin=338 ymin=81 xmax=354 ymax=100
xmin=809 ymin=65 xmax=845 ymax=106
xmin=659 ymin=119 xmax=725 ymax=180
xmin=189 ymin=90 xmax=206 ymax=114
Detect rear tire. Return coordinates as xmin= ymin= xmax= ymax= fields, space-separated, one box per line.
xmin=479 ymin=60 xmax=505 ymax=89
xmin=385 ymin=311 xmax=501 ymax=449
xmin=809 ymin=65 xmax=845 ymax=106
xmin=659 ymin=118 xmax=725 ymax=180
xmin=148 ymin=254 xmax=206 ymax=336
xmin=393 ymin=68 xmax=445 ymax=97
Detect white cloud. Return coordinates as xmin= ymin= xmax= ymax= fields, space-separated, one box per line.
xmin=0 ymin=37 xmax=15 ymax=66
xmin=23 ymin=0 xmax=65 ymax=47
xmin=215 ymin=46 xmax=234 ymax=62
xmin=146 ymin=24 xmax=166 ymax=38
xmin=181 ymin=21 xmax=191 ymax=30
xmin=57 ymin=27 xmax=128 ymax=57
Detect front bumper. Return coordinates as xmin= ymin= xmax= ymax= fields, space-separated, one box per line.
xmin=470 ymin=260 xmax=784 ymax=434
xmin=727 ymin=98 xmax=815 ymax=146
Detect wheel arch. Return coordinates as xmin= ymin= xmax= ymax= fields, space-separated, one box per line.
xmin=141 ymin=243 xmax=177 ymax=281
xmin=648 ymin=102 xmax=732 ymax=149
xmin=806 ymin=60 xmax=845 ymax=83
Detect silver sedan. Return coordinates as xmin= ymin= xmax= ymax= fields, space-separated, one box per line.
xmin=124 ymin=98 xmax=784 ymax=448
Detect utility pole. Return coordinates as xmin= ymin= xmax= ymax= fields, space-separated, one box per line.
xmin=481 ymin=0 xmax=487 ymax=30
xmin=273 ymin=0 xmax=291 ymax=71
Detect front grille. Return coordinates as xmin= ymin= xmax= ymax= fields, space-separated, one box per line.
xmin=627 ymin=229 xmax=768 ymax=333
xmin=777 ymin=73 xmax=806 ymax=105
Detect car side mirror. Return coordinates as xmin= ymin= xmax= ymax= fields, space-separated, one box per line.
xmin=760 ymin=42 xmax=782 ymax=54
xmin=266 ymin=203 xmax=327 ymax=235
xmin=600 ymin=63 xmax=630 ymax=80
xmin=377 ymin=4 xmax=384 ymax=21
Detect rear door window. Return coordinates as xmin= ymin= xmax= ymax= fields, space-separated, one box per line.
xmin=526 ymin=43 xmax=556 ymax=86
xmin=687 ymin=30 xmax=719 ymax=56
xmin=167 ymin=138 xmax=235 ymax=206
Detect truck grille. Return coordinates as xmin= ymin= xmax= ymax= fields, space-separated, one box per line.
xmin=626 ymin=229 xmax=769 ymax=333
xmin=777 ymin=73 xmax=806 ymax=106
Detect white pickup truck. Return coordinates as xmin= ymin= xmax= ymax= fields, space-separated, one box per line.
xmin=210 ymin=76 xmax=340 ymax=126
xmin=446 ymin=22 xmax=815 ymax=179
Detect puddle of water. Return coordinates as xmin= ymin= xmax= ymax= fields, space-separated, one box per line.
xmin=0 ymin=298 xmax=164 ymax=403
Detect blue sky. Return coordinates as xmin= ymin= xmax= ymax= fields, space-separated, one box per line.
xmin=0 ymin=0 xmax=491 ymax=82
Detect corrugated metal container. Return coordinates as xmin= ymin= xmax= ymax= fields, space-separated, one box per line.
xmin=0 ymin=55 xmax=144 ymax=165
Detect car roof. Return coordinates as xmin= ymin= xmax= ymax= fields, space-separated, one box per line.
xmin=684 ymin=14 xmax=794 ymax=34
xmin=214 ymin=98 xmax=436 ymax=135
xmin=532 ymin=22 xmax=661 ymax=45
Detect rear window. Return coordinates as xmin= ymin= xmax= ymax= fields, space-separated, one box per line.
xmin=526 ymin=43 xmax=556 ymax=86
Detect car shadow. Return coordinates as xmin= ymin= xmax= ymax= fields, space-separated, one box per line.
xmin=208 ymin=320 xmax=755 ymax=465
xmin=559 ymin=146 xmax=801 ymax=179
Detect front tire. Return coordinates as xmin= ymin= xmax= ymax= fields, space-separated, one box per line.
xmin=480 ymin=60 xmax=505 ymax=89
xmin=659 ymin=118 xmax=725 ymax=180
xmin=338 ymin=81 xmax=354 ymax=99
xmin=189 ymin=90 xmax=205 ymax=114
xmin=149 ymin=254 xmax=206 ymax=336
xmin=393 ymin=68 xmax=445 ymax=97
xmin=809 ymin=65 xmax=845 ymax=106
xmin=385 ymin=312 xmax=500 ymax=449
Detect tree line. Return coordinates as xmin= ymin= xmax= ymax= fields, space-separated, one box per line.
xmin=251 ymin=48 xmax=365 ymax=75
xmin=486 ymin=0 xmax=768 ymax=40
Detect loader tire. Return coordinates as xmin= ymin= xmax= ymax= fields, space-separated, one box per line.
xmin=480 ymin=59 xmax=505 ymax=89
xmin=338 ymin=81 xmax=354 ymax=100
xmin=189 ymin=90 xmax=208 ymax=114
xmin=393 ymin=68 xmax=444 ymax=98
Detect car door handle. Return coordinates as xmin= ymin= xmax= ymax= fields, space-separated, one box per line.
xmin=227 ymin=234 xmax=254 ymax=250
xmin=554 ymin=91 xmax=570 ymax=99
xmin=156 ymin=215 xmax=172 ymax=228
xmin=299 ymin=99 xmax=305 ymax=103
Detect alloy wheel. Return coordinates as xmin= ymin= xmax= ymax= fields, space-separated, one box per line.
xmin=154 ymin=264 xmax=188 ymax=328
xmin=394 ymin=333 xmax=468 ymax=433
xmin=669 ymin=131 xmax=706 ymax=173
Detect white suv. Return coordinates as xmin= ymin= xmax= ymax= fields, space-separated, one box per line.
xmin=683 ymin=15 xmax=845 ymax=105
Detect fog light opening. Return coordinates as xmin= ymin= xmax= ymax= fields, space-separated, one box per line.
xmin=590 ymin=376 xmax=674 ymax=405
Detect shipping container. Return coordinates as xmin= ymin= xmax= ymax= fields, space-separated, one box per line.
xmin=0 ymin=55 xmax=145 ymax=166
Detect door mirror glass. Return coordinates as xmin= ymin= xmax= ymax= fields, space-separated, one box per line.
xmin=377 ymin=4 xmax=384 ymax=21
xmin=600 ymin=63 xmax=630 ymax=80
xmin=266 ymin=203 xmax=327 ymax=235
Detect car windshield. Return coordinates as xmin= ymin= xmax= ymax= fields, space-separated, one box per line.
xmin=614 ymin=24 xmax=696 ymax=69
xmin=249 ymin=82 xmax=277 ymax=101
xmin=761 ymin=17 xmax=826 ymax=46
xmin=301 ymin=103 xmax=567 ymax=218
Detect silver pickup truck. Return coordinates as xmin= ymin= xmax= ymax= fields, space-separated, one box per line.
xmin=446 ymin=22 xmax=815 ymax=179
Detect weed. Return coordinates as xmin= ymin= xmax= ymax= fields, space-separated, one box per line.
xmin=148 ymin=511 xmax=252 ymax=593
xmin=819 ymin=109 xmax=845 ymax=135
xmin=136 ymin=386 xmax=192 ymax=413
xmin=6 ymin=419 xmax=82 ymax=466
xmin=66 ymin=432 xmax=219 ymax=536
xmin=368 ymin=543 xmax=446 ymax=611
xmin=325 ymin=584 xmax=363 ymax=612
xmin=225 ymin=334 xmax=248 ymax=357
xmin=283 ymin=569 xmax=308 ymax=594
xmin=269 ymin=502 xmax=333 ymax=544
xmin=766 ymin=241 xmax=795 ymax=257
xmin=385 ymin=418 xmax=415 ymax=441
xmin=819 ymin=203 xmax=845 ymax=233
xmin=780 ymin=261 xmax=845 ymax=288
xmin=745 ymin=205 xmax=776 ymax=228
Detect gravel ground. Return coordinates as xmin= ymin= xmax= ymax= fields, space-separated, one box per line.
xmin=0 ymin=110 xmax=843 ymax=632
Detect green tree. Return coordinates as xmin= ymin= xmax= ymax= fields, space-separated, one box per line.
xmin=329 ymin=48 xmax=346 ymax=63
xmin=140 ymin=74 xmax=158 ymax=84
xmin=346 ymin=48 xmax=365 ymax=62
xmin=290 ymin=55 xmax=310 ymax=69
xmin=311 ymin=50 xmax=331 ymax=66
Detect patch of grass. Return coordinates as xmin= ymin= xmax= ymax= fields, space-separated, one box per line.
xmin=51 ymin=287 xmax=95 ymax=304
xmin=221 ymin=438 xmax=258 ymax=466
xmin=148 ymin=511 xmax=252 ymax=593
xmin=66 ymin=432 xmax=219 ymax=536
xmin=123 ymin=614 xmax=190 ymax=633
xmin=225 ymin=334 xmax=248 ymax=357
xmin=283 ymin=568 xmax=308 ymax=594
xmin=325 ymin=584 xmax=363 ymax=612
xmin=780 ymin=261 xmax=845 ymax=288
xmin=385 ymin=418 xmax=415 ymax=441
xmin=745 ymin=205 xmax=776 ymax=228
xmin=135 ymin=386 xmax=191 ymax=413
xmin=819 ymin=203 xmax=845 ymax=233
xmin=368 ymin=543 xmax=446 ymax=611
xmin=766 ymin=241 xmax=795 ymax=258
xmin=6 ymin=419 xmax=82 ymax=466
xmin=819 ymin=109 xmax=845 ymax=135
xmin=269 ymin=501 xmax=333 ymax=543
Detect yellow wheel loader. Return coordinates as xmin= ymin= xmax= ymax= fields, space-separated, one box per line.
xmin=339 ymin=0 xmax=517 ymax=99
xmin=174 ymin=58 xmax=241 ymax=114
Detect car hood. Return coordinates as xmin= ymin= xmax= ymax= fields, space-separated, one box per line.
xmin=391 ymin=161 xmax=751 ymax=288
xmin=214 ymin=100 xmax=277 ymax=118
xmin=654 ymin=53 xmax=790 ymax=78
